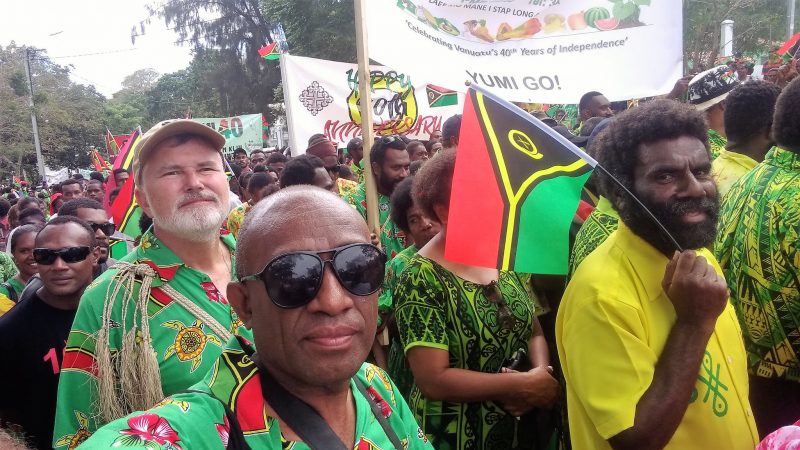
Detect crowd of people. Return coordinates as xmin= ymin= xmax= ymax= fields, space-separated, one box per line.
xmin=0 ymin=63 xmax=798 ymax=450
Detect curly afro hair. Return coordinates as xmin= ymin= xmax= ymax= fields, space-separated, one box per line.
xmin=773 ymin=77 xmax=800 ymax=151
xmin=724 ymin=80 xmax=781 ymax=144
xmin=412 ymin=149 xmax=456 ymax=223
xmin=594 ymin=99 xmax=708 ymax=204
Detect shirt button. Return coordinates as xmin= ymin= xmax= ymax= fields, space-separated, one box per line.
xmin=726 ymin=356 xmax=733 ymax=364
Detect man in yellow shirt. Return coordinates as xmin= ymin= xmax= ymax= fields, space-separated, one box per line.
xmin=557 ymin=99 xmax=759 ymax=450
xmin=712 ymin=80 xmax=781 ymax=197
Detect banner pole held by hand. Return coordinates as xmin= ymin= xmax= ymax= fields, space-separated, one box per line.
xmin=354 ymin=0 xmax=380 ymax=241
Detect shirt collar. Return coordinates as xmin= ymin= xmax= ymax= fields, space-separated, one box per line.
xmin=613 ymin=222 xmax=671 ymax=301
xmin=765 ymin=147 xmax=800 ymax=172
xmin=595 ymin=196 xmax=620 ymax=218
xmin=717 ymin=149 xmax=758 ymax=170
xmin=135 ymin=228 xmax=236 ymax=284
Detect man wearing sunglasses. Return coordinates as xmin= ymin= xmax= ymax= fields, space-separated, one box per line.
xmin=343 ymin=135 xmax=411 ymax=260
xmin=54 ymin=120 xmax=250 ymax=446
xmin=77 ymin=186 xmax=432 ymax=450
xmin=0 ymin=216 xmax=99 ymax=450
xmin=58 ymin=198 xmax=116 ymax=276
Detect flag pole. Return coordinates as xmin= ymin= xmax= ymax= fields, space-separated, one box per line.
xmin=353 ymin=0 xmax=380 ymax=238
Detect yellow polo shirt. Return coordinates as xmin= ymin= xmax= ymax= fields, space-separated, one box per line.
xmin=712 ymin=149 xmax=758 ymax=198
xmin=556 ymin=223 xmax=758 ymax=450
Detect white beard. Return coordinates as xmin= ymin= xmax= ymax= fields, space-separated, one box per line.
xmin=150 ymin=192 xmax=226 ymax=242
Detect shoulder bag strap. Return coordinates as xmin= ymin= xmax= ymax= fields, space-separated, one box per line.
xmin=2 ymin=282 xmax=17 ymax=303
xmin=179 ymin=389 xmax=252 ymax=450
xmin=253 ymin=353 xmax=348 ymax=450
xmin=352 ymin=378 xmax=404 ymax=450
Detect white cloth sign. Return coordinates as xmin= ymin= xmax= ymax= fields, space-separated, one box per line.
xmin=365 ymin=0 xmax=682 ymax=104
xmin=282 ymin=54 xmax=463 ymax=154
xmin=192 ymin=114 xmax=264 ymax=155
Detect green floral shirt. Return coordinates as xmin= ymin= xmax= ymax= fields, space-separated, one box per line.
xmin=0 ymin=251 xmax=16 ymax=283
xmin=715 ymin=147 xmax=800 ymax=382
xmin=708 ymin=129 xmax=727 ymax=161
xmin=351 ymin=160 xmax=365 ymax=184
xmin=343 ymin=183 xmax=407 ymax=260
xmin=569 ymin=196 xmax=620 ymax=277
xmin=395 ymin=256 xmax=537 ymax=450
xmin=53 ymin=229 xmax=251 ymax=448
xmin=77 ymin=336 xmax=433 ymax=450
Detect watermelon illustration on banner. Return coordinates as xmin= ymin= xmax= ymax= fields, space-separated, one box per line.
xmin=258 ymin=42 xmax=280 ymax=61
xmin=445 ymin=84 xmax=596 ymax=274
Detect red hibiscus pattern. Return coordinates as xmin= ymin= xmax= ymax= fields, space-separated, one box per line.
xmin=201 ymin=281 xmax=229 ymax=304
xmin=116 ymin=413 xmax=183 ymax=449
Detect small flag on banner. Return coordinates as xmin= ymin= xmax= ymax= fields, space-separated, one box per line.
xmin=426 ymin=84 xmax=458 ymax=108
xmin=445 ymin=84 xmax=596 ymax=274
xmin=258 ymin=42 xmax=280 ymax=61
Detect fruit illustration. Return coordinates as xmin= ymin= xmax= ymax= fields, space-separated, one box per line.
xmin=585 ymin=7 xmax=611 ymax=29
xmin=568 ymin=11 xmax=587 ymax=30
xmin=438 ymin=18 xmax=461 ymax=36
xmin=496 ymin=18 xmax=541 ymax=40
xmin=465 ymin=20 xmax=495 ymax=43
xmin=594 ymin=17 xmax=620 ymax=31
xmin=543 ymin=14 xmax=565 ymax=33
xmin=420 ymin=6 xmax=438 ymax=28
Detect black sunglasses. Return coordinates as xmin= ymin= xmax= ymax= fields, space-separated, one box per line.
xmin=241 ymin=243 xmax=387 ymax=309
xmin=33 ymin=246 xmax=93 ymax=265
xmin=483 ymin=281 xmax=516 ymax=330
xmin=90 ymin=222 xmax=116 ymax=236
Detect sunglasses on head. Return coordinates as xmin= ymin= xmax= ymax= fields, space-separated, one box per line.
xmin=90 ymin=222 xmax=116 ymax=236
xmin=240 ymin=243 xmax=387 ymax=309
xmin=33 ymin=246 xmax=93 ymax=265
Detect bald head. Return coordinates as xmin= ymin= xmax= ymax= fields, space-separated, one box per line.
xmin=236 ymin=186 xmax=369 ymax=277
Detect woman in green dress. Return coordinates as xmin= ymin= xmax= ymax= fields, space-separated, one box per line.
xmin=394 ymin=150 xmax=560 ymax=450
xmin=0 ymin=224 xmax=41 ymax=314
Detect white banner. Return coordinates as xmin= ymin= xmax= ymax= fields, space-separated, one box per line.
xmin=282 ymin=54 xmax=464 ymax=154
xmin=192 ymin=113 xmax=264 ymax=156
xmin=45 ymin=166 xmax=69 ymax=186
xmin=365 ymin=0 xmax=682 ymax=104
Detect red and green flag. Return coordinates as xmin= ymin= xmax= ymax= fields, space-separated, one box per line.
xmin=105 ymin=128 xmax=119 ymax=155
xmin=446 ymin=85 xmax=596 ymax=274
xmin=104 ymin=127 xmax=142 ymax=259
xmin=779 ymin=32 xmax=800 ymax=62
xmin=258 ymin=42 xmax=280 ymax=61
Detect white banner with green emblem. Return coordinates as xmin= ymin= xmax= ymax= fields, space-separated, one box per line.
xmin=365 ymin=0 xmax=681 ymax=104
xmin=282 ymin=54 xmax=464 ymax=154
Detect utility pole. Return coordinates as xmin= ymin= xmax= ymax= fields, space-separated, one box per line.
xmin=790 ymin=0 xmax=797 ymax=40
xmin=23 ymin=48 xmax=46 ymax=182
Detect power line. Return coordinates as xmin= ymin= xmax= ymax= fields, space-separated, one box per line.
xmin=47 ymin=48 xmax=139 ymax=59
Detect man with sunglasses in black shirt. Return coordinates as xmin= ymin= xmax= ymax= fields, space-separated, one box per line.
xmin=58 ymin=198 xmax=117 ymax=276
xmin=0 ymin=216 xmax=99 ymax=450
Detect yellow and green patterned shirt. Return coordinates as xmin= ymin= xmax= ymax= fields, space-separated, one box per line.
xmin=569 ymin=196 xmax=620 ymax=276
xmin=708 ymin=129 xmax=727 ymax=161
xmin=224 ymin=201 xmax=252 ymax=240
xmin=343 ymin=183 xmax=407 ymax=260
xmin=351 ymin=160 xmax=365 ymax=184
xmin=0 ymin=251 xmax=16 ymax=283
xmin=53 ymin=229 xmax=251 ymax=448
xmin=715 ymin=147 xmax=800 ymax=382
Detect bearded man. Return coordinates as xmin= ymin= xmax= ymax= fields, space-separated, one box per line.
xmin=53 ymin=120 xmax=251 ymax=448
xmin=557 ymin=100 xmax=759 ymax=450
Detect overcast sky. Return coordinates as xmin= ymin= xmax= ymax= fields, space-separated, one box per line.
xmin=1 ymin=0 xmax=193 ymax=97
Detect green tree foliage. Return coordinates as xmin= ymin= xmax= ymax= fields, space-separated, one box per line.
xmin=0 ymin=44 xmax=105 ymax=180
xmin=264 ymin=0 xmax=356 ymax=63
xmin=684 ymin=0 xmax=796 ymax=71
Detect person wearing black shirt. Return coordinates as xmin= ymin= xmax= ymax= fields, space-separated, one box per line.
xmin=0 ymin=216 xmax=99 ymax=450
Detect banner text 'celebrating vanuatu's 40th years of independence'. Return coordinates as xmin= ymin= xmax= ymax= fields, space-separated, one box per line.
xmin=365 ymin=0 xmax=682 ymax=104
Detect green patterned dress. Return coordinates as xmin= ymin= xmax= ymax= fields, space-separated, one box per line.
xmin=343 ymin=183 xmax=407 ymax=260
xmin=395 ymin=256 xmax=537 ymax=450
xmin=715 ymin=147 xmax=800 ymax=382
xmin=568 ymin=196 xmax=620 ymax=277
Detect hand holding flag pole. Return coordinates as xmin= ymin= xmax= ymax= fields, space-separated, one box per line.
xmin=447 ymin=83 xmax=682 ymax=274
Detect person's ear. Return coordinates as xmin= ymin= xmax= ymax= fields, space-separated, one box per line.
xmin=135 ymin=186 xmax=152 ymax=217
xmin=91 ymin=246 xmax=101 ymax=267
xmin=227 ymin=282 xmax=253 ymax=329
xmin=371 ymin=161 xmax=381 ymax=176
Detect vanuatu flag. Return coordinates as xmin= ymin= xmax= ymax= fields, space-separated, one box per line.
xmin=258 ymin=42 xmax=280 ymax=61
xmin=446 ymin=85 xmax=596 ymax=274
